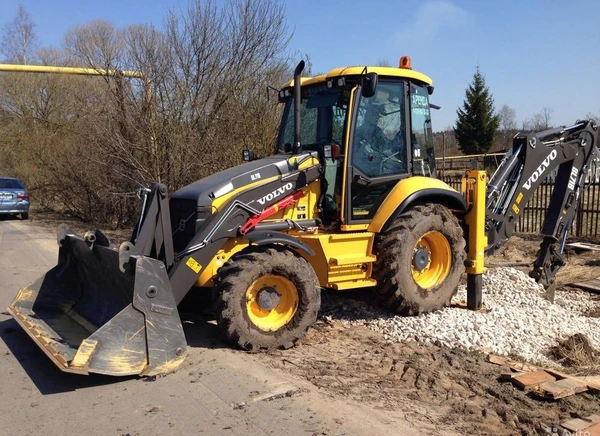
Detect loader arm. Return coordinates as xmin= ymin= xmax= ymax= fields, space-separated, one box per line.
xmin=484 ymin=120 xmax=598 ymax=286
xmin=121 ymin=162 xmax=322 ymax=306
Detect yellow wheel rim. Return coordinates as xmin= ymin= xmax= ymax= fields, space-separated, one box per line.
xmin=246 ymin=275 xmax=298 ymax=331
xmin=411 ymin=231 xmax=451 ymax=289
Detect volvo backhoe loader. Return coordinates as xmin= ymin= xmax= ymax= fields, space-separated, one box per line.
xmin=7 ymin=58 xmax=598 ymax=376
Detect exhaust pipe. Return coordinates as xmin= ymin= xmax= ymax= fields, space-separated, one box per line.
xmin=293 ymin=60 xmax=305 ymax=155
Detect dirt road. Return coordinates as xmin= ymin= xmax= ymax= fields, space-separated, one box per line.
xmin=0 ymin=217 xmax=440 ymax=436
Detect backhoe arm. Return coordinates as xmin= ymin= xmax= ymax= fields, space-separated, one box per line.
xmin=485 ymin=120 xmax=598 ymax=286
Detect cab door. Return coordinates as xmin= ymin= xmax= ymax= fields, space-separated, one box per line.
xmin=343 ymin=80 xmax=409 ymax=225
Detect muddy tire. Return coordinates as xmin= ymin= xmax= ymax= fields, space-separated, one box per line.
xmin=212 ymin=245 xmax=321 ymax=351
xmin=373 ymin=203 xmax=466 ymax=315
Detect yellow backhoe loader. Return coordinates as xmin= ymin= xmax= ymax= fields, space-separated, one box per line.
xmin=5 ymin=58 xmax=598 ymax=376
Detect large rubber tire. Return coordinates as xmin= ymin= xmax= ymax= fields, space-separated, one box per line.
xmin=20 ymin=212 xmax=29 ymax=220
xmin=213 ymin=245 xmax=321 ymax=351
xmin=374 ymin=203 xmax=466 ymax=315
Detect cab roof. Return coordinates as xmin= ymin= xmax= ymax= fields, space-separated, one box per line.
xmin=284 ymin=65 xmax=433 ymax=88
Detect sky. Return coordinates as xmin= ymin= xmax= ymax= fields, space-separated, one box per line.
xmin=2 ymin=0 xmax=600 ymax=131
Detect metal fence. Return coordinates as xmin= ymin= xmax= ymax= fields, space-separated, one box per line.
xmin=440 ymin=159 xmax=600 ymax=238
xmin=435 ymin=153 xmax=506 ymax=174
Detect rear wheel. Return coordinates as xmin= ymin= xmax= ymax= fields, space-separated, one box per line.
xmin=20 ymin=212 xmax=29 ymax=220
xmin=213 ymin=246 xmax=321 ymax=351
xmin=374 ymin=203 xmax=466 ymax=315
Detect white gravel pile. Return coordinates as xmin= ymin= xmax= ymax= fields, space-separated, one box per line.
xmin=323 ymin=268 xmax=600 ymax=365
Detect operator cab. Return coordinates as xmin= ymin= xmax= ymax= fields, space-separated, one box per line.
xmin=276 ymin=57 xmax=436 ymax=225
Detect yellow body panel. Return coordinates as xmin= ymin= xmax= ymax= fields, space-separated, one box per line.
xmin=340 ymin=224 xmax=369 ymax=231
xmin=266 ymin=179 xmax=320 ymax=221
xmin=368 ymin=177 xmax=461 ymax=233
xmin=194 ymin=238 xmax=250 ymax=287
xmin=195 ymin=230 xmax=377 ymax=291
xmin=463 ymin=170 xmax=488 ymax=275
xmin=297 ymin=232 xmax=376 ymax=290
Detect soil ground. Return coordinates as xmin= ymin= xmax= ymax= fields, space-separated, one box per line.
xmin=258 ymin=235 xmax=600 ymax=436
xmin=21 ymin=211 xmax=600 ymax=435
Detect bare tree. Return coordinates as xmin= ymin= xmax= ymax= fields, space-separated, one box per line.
xmin=1 ymin=4 xmax=37 ymax=64
xmin=529 ymin=107 xmax=553 ymax=131
xmin=496 ymin=104 xmax=518 ymax=150
xmin=585 ymin=111 xmax=600 ymax=124
xmin=497 ymin=105 xmax=517 ymax=131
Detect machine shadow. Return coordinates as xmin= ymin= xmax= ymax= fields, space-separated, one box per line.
xmin=177 ymin=288 xmax=229 ymax=350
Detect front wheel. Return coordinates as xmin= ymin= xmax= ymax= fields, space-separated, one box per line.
xmin=212 ymin=246 xmax=321 ymax=351
xmin=374 ymin=203 xmax=466 ymax=315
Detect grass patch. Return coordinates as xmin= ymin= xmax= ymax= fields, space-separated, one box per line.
xmin=548 ymin=334 xmax=600 ymax=376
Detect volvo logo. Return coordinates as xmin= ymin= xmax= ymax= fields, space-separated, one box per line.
xmin=522 ymin=149 xmax=557 ymax=190
xmin=257 ymin=183 xmax=294 ymax=206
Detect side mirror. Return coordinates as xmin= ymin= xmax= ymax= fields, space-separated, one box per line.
xmin=361 ymin=73 xmax=378 ymax=98
xmin=242 ymin=149 xmax=255 ymax=162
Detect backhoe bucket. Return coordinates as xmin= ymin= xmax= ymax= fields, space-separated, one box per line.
xmin=7 ymin=225 xmax=187 ymax=376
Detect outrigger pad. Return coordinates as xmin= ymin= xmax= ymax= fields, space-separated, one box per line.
xmin=8 ymin=229 xmax=187 ymax=376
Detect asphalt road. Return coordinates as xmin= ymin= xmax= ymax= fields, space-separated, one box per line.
xmin=0 ymin=217 xmax=420 ymax=436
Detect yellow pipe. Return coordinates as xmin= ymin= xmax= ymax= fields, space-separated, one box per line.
xmin=0 ymin=63 xmax=151 ymax=103
xmin=0 ymin=63 xmax=146 ymax=80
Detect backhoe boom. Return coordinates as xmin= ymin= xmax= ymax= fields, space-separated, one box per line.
xmin=486 ymin=120 xmax=598 ymax=285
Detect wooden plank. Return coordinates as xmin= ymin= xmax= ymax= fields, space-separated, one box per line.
xmin=583 ymin=375 xmax=600 ymax=384
xmin=562 ymin=415 xmax=600 ymax=432
xmin=571 ymin=277 xmax=600 ymax=293
xmin=486 ymin=354 xmax=538 ymax=372
xmin=512 ymin=370 xmax=556 ymax=390
xmin=499 ymin=371 xmax=529 ymax=382
xmin=533 ymin=378 xmax=588 ymax=399
xmin=545 ymin=369 xmax=600 ymax=393
xmin=566 ymin=242 xmax=600 ymax=251
xmin=563 ymin=418 xmax=596 ymax=432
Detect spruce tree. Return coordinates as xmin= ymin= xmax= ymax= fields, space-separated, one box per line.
xmin=454 ymin=68 xmax=499 ymax=155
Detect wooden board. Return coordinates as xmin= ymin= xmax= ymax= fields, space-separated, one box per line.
xmin=499 ymin=371 xmax=529 ymax=382
xmin=487 ymin=354 xmax=538 ymax=372
xmin=571 ymin=277 xmax=600 ymax=293
xmin=562 ymin=414 xmax=600 ymax=432
xmin=512 ymin=370 xmax=556 ymax=390
xmin=545 ymin=369 xmax=600 ymax=393
xmin=566 ymin=242 xmax=600 ymax=252
xmin=533 ymin=378 xmax=588 ymax=399
xmin=583 ymin=375 xmax=600 ymax=384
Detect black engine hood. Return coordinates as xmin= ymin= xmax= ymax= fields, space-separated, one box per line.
xmin=170 ymin=152 xmax=318 ymax=209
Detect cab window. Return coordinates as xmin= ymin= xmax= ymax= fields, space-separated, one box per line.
xmin=410 ymin=83 xmax=435 ymax=176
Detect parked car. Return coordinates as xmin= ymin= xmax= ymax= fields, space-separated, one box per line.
xmin=0 ymin=177 xmax=30 ymax=220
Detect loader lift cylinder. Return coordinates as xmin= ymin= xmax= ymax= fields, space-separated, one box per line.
xmin=463 ymin=170 xmax=488 ymax=310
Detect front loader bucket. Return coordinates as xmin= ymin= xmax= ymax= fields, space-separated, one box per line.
xmin=7 ymin=225 xmax=187 ymax=376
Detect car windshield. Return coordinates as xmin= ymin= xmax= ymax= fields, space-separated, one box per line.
xmin=277 ymin=84 xmax=350 ymax=152
xmin=0 ymin=178 xmax=24 ymax=189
